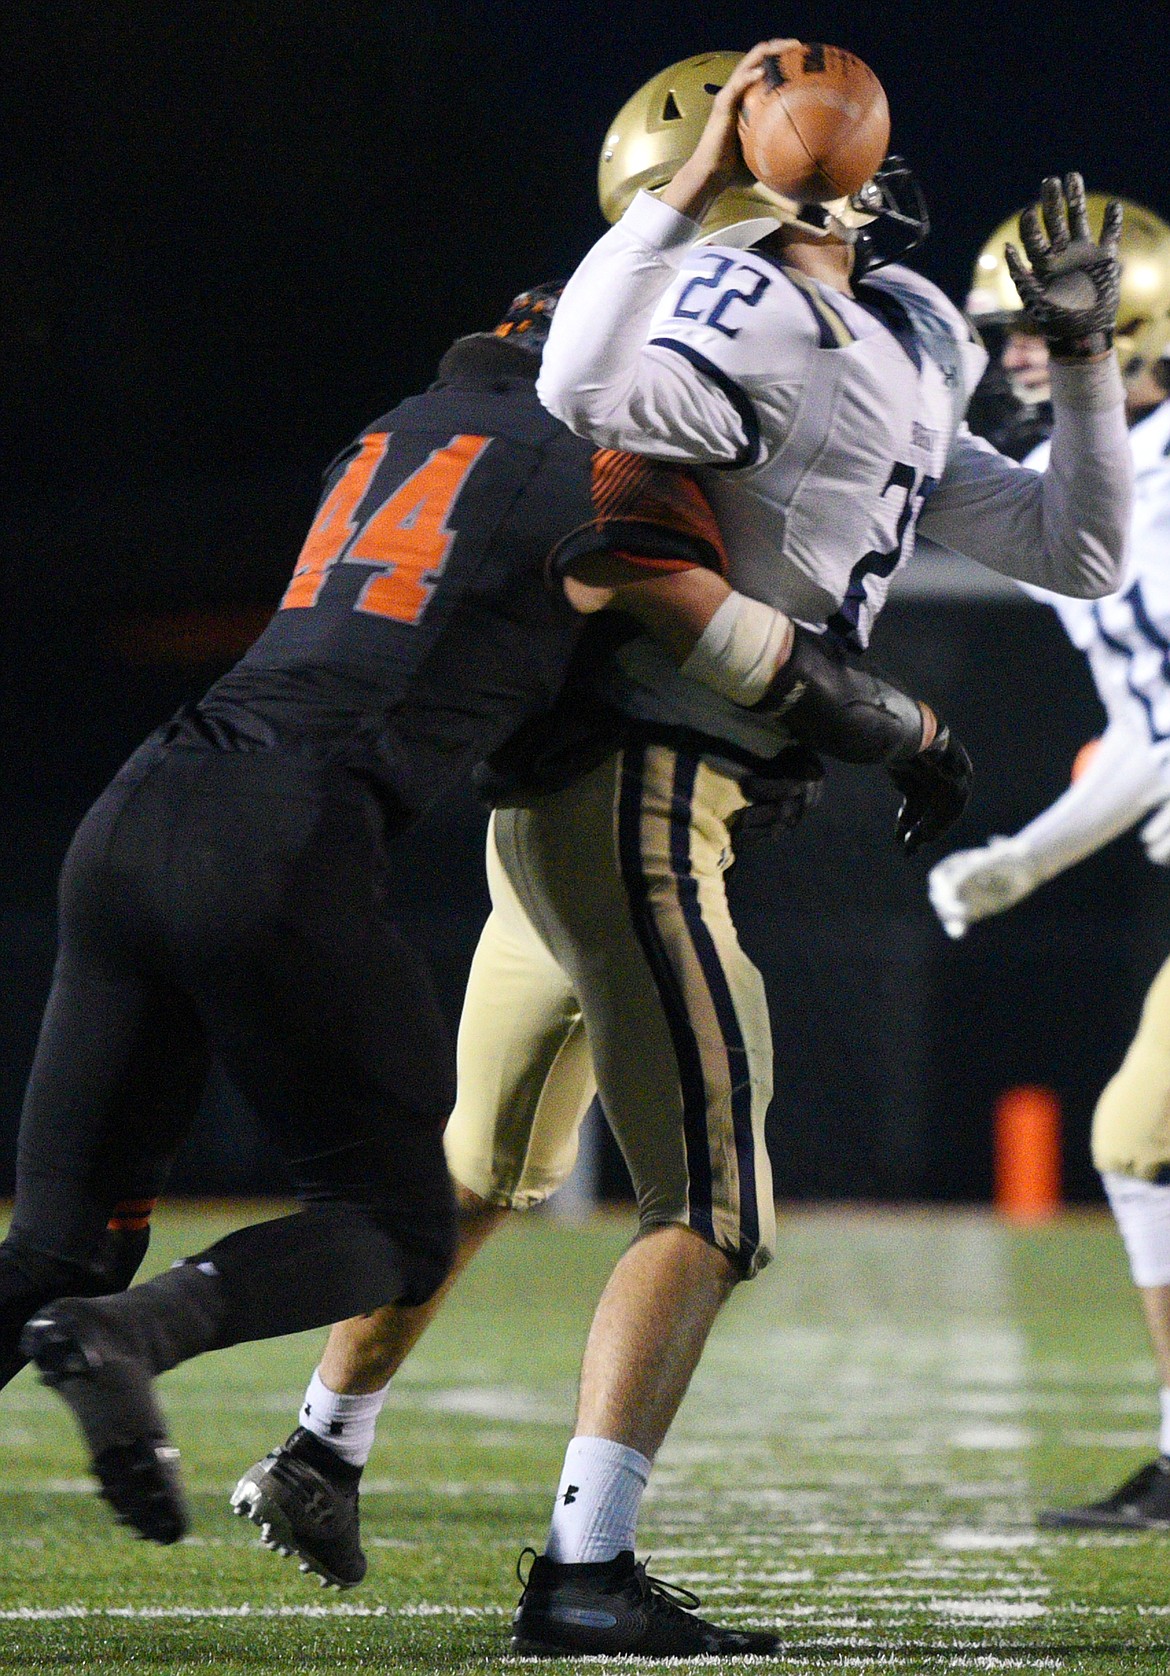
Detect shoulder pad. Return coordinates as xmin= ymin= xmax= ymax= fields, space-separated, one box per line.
xmin=869 ymin=266 xmax=978 ymax=344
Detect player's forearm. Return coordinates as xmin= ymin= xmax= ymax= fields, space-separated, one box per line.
xmin=659 ymin=162 xmax=725 ymax=225
xmin=575 ymin=564 xmax=740 ymax=664
xmin=1032 ymin=360 xmax=1132 ymax=597
xmin=1008 ymin=724 xmax=1163 ymax=884
xmin=923 ymin=359 xmax=1131 ymax=598
xmin=615 ymin=578 xmax=931 ymax=762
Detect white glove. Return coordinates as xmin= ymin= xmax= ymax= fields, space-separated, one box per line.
xmin=928 ymin=836 xmax=1039 ymax=939
xmin=1142 ymin=798 xmax=1170 ymax=865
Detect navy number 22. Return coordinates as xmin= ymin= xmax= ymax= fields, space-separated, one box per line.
xmin=673 ymin=256 xmax=772 ymax=339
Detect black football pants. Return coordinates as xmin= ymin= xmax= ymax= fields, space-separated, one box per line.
xmin=0 ymin=734 xmax=456 ymax=1371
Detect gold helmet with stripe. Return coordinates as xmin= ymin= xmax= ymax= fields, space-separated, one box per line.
xmin=598 ymin=52 xmax=788 ymax=240
xmin=968 ymin=196 xmax=1170 ymax=347
xmin=597 ymin=51 xmax=927 ymax=263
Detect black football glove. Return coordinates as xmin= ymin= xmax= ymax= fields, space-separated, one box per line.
xmin=887 ymin=725 xmax=973 ymax=856
xmin=731 ymin=746 xmax=825 ymax=846
xmin=756 ymin=625 xmax=926 ymax=764
xmin=1004 ymin=173 xmax=1122 ymax=360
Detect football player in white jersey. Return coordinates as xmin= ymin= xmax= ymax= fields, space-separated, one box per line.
xmin=539 ymin=45 xmax=1129 ymax=663
xmin=930 ymin=318 xmax=1170 ymax=1527
xmin=513 ymin=32 xmax=1127 ymax=1601
xmin=234 ymin=46 xmax=1131 ymax=1655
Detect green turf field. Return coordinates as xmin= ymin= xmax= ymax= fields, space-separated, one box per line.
xmin=2 ymin=1204 xmax=1169 ymax=1674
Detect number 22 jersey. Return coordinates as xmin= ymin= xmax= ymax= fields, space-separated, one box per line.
xmin=538 ymin=191 xmax=1130 ymax=758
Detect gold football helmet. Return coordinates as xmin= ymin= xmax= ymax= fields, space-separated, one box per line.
xmin=597 ymin=51 xmax=928 ymax=261
xmin=968 ymin=196 xmax=1170 ymax=344
xmin=598 ymin=52 xmax=790 ymax=239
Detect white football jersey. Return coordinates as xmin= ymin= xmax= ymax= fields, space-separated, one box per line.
xmin=1025 ymin=397 xmax=1170 ymax=744
xmin=626 ymin=252 xmax=985 ymax=644
xmin=539 ymin=192 xmax=1131 ymax=758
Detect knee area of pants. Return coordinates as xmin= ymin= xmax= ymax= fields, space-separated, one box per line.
xmin=635 ymin=1217 xmax=765 ymax=1283
xmin=396 ymin=1243 xmax=454 ymax=1309
xmin=1091 ymin=1135 xmax=1170 ymax=1180
xmin=357 ymin=1197 xmax=457 ymax=1309
xmin=0 ymin=1238 xmax=93 ymax=1325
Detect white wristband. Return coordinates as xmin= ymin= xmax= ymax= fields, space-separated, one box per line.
xmin=678 ymin=591 xmax=793 ymax=707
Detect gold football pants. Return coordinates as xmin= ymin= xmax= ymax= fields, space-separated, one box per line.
xmin=1093 ymin=951 xmax=1170 ymax=1182
xmin=443 ymin=742 xmax=777 ymax=1276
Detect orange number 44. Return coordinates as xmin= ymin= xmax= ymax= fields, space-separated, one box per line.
xmin=281 ymin=433 xmax=491 ymax=624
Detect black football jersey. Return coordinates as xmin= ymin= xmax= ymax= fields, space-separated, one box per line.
xmin=200 ymin=336 xmax=725 ymax=820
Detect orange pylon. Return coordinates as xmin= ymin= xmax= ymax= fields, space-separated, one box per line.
xmin=994 ymin=1086 xmax=1062 ymax=1222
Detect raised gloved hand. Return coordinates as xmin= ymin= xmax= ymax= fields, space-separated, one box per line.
xmin=888 ymin=726 xmax=974 ymax=856
xmin=1004 ymin=173 xmax=1122 ymax=360
xmin=927 ymin=836 xmax=1039 ymax=938
xmin=1141 ymin=798 xmax=1170 ymax=866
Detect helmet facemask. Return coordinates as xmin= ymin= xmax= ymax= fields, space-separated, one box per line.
xmin=847 ymin=158 xmax=930 ymax=276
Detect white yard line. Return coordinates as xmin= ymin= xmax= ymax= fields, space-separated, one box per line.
xmin=0 ymin=1603 xmax=509 ymax=1620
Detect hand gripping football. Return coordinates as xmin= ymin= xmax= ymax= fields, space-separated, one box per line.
xmin=737 ymin=42 xmax=890 ymax=203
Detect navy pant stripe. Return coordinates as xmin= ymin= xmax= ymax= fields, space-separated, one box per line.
xmin=616 ymin=745 xmax=715 ymax=1243
xmin=666 ymin=754 xmax=760 ymax=1262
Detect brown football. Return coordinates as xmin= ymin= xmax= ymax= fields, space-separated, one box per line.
xmin=737 ymin=42 xmax=890 ymax=203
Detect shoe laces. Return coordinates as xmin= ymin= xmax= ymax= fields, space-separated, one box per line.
xmin=635 ymin=1558 xmax=702 ymax=1615
xmin=515 ymin=1546 xmax=703 ymax=1615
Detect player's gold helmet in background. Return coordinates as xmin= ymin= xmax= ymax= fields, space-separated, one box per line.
xmin=967 ymin=196 xmax=1170 ymax=345
xmin=1127 ymin=313 xmax=1170 ymax=376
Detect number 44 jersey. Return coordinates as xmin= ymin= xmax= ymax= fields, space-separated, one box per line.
xmin=538 ymin=191 xmax=1130 ymax=758
xmin=201 ymin=332 xmax=728 ymax=821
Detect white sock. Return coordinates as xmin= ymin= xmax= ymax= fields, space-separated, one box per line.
xmin=1101 ymin=1172 xmax=1170 ymax=1286
xmin=299 ymin=1368 xmax=389 ymax=1468
xmin=545 ymin=1435 xmax=651 ymax=1564
xmin=1159 ymin=1390 xmax=1170 ymax=1459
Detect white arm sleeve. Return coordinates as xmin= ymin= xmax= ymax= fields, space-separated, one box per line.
xmin=537 ymin=193 xmax=753 ymax=465
xmin=1010 ymin=723 xmax=1167 ymax=883
xmin=918 ymin=358 xmax=1132 ymax=598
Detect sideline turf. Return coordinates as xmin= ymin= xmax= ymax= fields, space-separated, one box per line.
xmin=0 ymin=1204 xmax=1168 ymax=1673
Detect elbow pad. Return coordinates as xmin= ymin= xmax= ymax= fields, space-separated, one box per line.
xmin=756 ymin=626 xmax=925 ymax=764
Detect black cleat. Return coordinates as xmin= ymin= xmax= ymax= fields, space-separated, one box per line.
xmin=231 ymin=1428 xmax=366 ymax=1588
xmin=1039 ymin=1456 xmax=1170 ymax=1530
xmin=511 ymin=1548 xmax=780 ymax=1656
xmin=20 ymin=1298 xmax=187 ymax=1543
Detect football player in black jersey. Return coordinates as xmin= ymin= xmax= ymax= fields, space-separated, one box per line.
xmin=11 ymin=283 xmax=961 ymax=1590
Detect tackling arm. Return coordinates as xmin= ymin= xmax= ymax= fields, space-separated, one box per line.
xmin=594 ymin=565 xmax=972 ymax=853
xmin=555 ymin=455 xmax=971 ymax=847
xmin=563 ymin=553 xmax=934 ymax=764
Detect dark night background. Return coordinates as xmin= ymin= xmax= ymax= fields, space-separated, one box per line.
xmin=3 ymin=0 xmax=1169 ymax=1203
